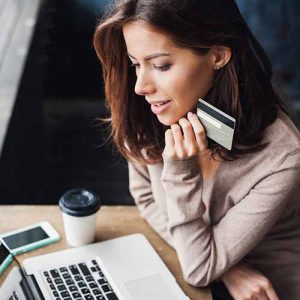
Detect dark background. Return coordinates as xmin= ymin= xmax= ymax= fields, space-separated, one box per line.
xmin=0 ymin=0 xmax=299 ymax=205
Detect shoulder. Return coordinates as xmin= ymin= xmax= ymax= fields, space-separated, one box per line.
xmin=230 ymin=110 xmax=300 ymax=177
xmin=261 ymin=109 xmax=300 ymax=160
xmin=263 ymin=109 xmax=300 ymax=148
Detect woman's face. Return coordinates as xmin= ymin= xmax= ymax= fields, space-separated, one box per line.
xmin=122 ymin=21 xmax=216 ymax=126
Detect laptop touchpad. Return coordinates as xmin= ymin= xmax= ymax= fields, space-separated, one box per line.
xmin=125 ymin=274 xmax=180 ymax=300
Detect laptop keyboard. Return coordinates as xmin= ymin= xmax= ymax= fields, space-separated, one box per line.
xmin=43 ymin=259 xmax=119 ymax=300
xmin=9 ymin=291 xmax=20 ymax=300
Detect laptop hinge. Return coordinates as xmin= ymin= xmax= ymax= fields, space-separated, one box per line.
xmin=20 ymin=268 xmax=45 ymax=300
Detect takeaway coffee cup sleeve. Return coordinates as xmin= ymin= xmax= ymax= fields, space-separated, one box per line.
xmin=59 ymin=189 xmax=101 ymax=247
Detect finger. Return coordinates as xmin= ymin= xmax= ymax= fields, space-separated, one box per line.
xmin=164 ymin=129 xmax=176 ymax=158
xmin=171 ymin=124 xmax=185 ymax=158
xmin=263 ymin=281 xmax=279 ymax=300
xmin=164 ymin=128 xmax=175 ymax=149
xmin=249 ymin=277 xmax=275 ymax=300
xmin=256 ymin=276 xmax=279 ymax=300
xmin=249 ymin=275 xmax=270 ymax=300
xmin=178 ymin=118 xmax=198 ymax=156
xmin=178 ymin=118 xmax=194 ymax=143
xmin=256 ymin=290 xmax=269 ymax=300
xmin=187 ymin=112 xmax=208 ymax=152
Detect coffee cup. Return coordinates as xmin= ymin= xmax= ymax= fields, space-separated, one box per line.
xmin=59 ymin=189 xmax=101 ymax=247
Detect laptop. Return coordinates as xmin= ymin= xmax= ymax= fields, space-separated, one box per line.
xmin=0 ymin=233 xmax=190 ymax=300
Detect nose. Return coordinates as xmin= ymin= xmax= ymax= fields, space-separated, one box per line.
xmin=134 ymin=70 xmax=156 ymax=96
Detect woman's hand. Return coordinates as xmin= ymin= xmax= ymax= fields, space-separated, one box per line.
xmin=163 ymin=112 xmax=208 ymax=160
xmin=222 ymin=263 xmax=279 ymax=300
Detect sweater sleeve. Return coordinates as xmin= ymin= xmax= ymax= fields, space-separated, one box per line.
xmin=128 ymin=162 xmax=174 ymax=247
xmin=161 ymin=150 xmax=300 ymax=287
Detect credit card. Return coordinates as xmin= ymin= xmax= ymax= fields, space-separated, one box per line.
xmin=196 ymin=99 xmax=236 ymax=150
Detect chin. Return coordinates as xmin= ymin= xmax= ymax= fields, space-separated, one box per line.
xmin=157 ymin=114 xmax=181 ymax=126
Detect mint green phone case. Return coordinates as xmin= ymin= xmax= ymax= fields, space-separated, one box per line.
xmin=11 ymin=236 xmax=61 ymax=256
xmin=0 ymin=254 xmax=13 ymax=276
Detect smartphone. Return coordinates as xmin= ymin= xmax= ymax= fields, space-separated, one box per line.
xmin=0 ymin=241 xmax=13 ymax=276
xmin=0 ymin=221 xmax=60 ymax=256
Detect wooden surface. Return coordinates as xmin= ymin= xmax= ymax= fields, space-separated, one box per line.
xmin=0 ymin=205 xmax=211 ymax=300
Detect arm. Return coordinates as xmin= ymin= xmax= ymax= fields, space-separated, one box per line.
xmin=128 ymin=162 xmax=174 ymax=247
xmin=162 ymin=150 xmax=300 ymax=287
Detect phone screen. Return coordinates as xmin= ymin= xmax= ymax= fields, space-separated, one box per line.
xmin=0 ymin=243 xmax=9 ymax=265
xmin=2 ymin=227 xmax=49 ymax=250
xmin=0 ymin=242 xmax=13 ymax=283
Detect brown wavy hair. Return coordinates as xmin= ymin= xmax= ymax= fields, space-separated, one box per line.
xmin=93 ymin=0 xmax=287 ymax=164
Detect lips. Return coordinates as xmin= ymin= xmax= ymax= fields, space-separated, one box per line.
xmin=150 ymin=100 xmax=171 ymax=115
xmin=151 ymin=100 xmax=170 ymax=107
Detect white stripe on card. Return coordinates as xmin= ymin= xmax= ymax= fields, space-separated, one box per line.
xmin=197 ymin=109 xmax=222 ymax=129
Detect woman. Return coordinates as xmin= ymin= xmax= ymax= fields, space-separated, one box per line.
xmin=93 ymin=0 xmax=300 ymax=299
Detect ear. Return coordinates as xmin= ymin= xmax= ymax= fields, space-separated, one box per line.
xmin=210 ymin=46 xmax=232 ymax=70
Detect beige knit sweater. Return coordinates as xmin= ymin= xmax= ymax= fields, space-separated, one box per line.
xmin=128 ymin=110 xmax=300 ymax=299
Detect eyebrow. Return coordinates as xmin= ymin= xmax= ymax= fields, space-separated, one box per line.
xmin=128 ymin=52 xmax=171 ymax=61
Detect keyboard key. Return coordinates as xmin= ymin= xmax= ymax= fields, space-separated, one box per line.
xmin=50 ymin=284 xmax=56 ymax=290
xmin=50 ymin=269 xmax=60 ymax=279
xmin=79 ymin=263 xmax=91 ymax=276
xmin=69 ymin=285 xmax=78 ymax=292
xmin=98 ymin=272 xmax=104 ymax=278
xmin=84 ymin=295 xmax=94 ymax=300
xmin=59 ymin=267 xmax=68 ymax=273
xmin=89 ymin=283 xmax=97 ymax=289
xmin=55 ymin=278 xmax=63 ymax=285
xmin=91 ymin=267 xmax=97 ymax=272
xmin=78 ymin=281 xmax=87 ymax=288
xmin=92 ymin=260 xmax=97 ymax=265
xmin=47 ymin=277 xmax=52 ymax=283
xmin=44 ymin=271 xmax=50 ymax=277
xmin=60 ymin=291 xmax=70 ymax=298
xmin=75 ymin=275 xmax=83 ymax=281
xmin=92 ymin=289 xmax=102 ymax=295
xmin=101 ymin=284 xmax=112 ymax=293
xmin=81 ymin=288 xmax=90 ymax=294
xmin=66 ymin=279 xmax=75 ymax=286
xmin=57 ymin=284 xmax=67 ymax=291
xmin=69 ymin=265 xmax=80 ymax=275
xmin=86 ymin=276 xmax=94 ymax=282
xmin=63 ymin=273 xmax=71 ymax=279
xmin=106 ymin=293 xmax=119 ymax=300
xmin=12 ymin=291 xmax=20 ymax=300
xmin=97 ymin=279 xmax=107 ymax=285
xmin=53 ymin=291 xmax=59 ymax=297
xmin=71 ymin=292 xmax=82 ymax=299
xmin=96 ymin=296 xmax=105 ymax=300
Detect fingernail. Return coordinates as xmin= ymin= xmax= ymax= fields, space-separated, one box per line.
xmin=187 ymin=112 xmax=192 ymax=118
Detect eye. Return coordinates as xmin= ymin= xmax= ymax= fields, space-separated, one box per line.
xmin=130 ymin=63 xmax=140 ymax=69
xmin=153 ymin=64 xmax=171 ymax=71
